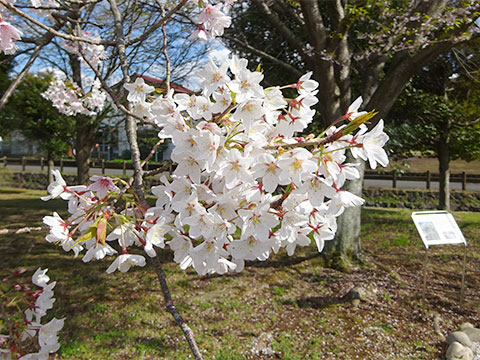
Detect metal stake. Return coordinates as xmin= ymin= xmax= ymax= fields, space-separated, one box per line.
xmin=422 ymin=248 xmax=428 ymax=304
xmin=460 ymin=245 xmax=467 ymax=305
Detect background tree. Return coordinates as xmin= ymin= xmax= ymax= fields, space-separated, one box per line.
xmin=2 ymin=0 xmax=210 ymax=184
xmin=0 ymin=72 xmax=75 ymax=179
xmin=388 ymin=41 xmax=480 ymax=210
xmin=225 ymin=0 xmax=480 ymax=266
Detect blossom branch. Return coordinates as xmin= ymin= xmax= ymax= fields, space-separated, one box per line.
xmin=108 ymin=0 xmax=147 ymax=206
xmin=0 ymin=0 xmax=109 ymax=46
xmin=77 ymin=47 xmax=160 ymax=128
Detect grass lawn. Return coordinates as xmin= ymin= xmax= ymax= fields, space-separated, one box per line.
xmin=0 ymin=187 xmax=479 ymax=359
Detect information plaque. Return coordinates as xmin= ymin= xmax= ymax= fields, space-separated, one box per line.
xmin=411 ymin=211 xmax=467 ymax=249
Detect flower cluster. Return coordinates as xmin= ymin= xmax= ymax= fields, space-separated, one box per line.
xmin=41 ymin=78 xmax=106 ymax=117
xmin=63 ymin=30 xmax=106 ymax=68
xmin=0 ymin=268 xmax=64 ymax=359
xmin=42 ymin=55 xmax=389 ymax=276
xmin=191 ymin=0 xmax=234 ymax=40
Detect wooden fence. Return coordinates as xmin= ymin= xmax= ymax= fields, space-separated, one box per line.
xmin=364 ymin=170 xmax=480 ymax=190
xmin=1 ymin=156 xmax=171 ymax=176
xmin=2 ymin=156 xmax=480 ymax=190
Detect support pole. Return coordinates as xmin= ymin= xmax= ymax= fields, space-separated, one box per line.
xmin=460 ymin=245 xmax=467 ymax=305
xmin=422 ymin=248 xmax=428 ymax=305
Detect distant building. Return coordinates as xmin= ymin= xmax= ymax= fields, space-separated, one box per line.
xmin=2 ymin=74 xmax=195 ymax=160
xmin=0 ymin=130 xmax=41 ymax=156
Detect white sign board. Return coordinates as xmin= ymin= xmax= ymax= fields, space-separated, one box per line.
xmin=411 ymin=211 xmax=466 ymax=249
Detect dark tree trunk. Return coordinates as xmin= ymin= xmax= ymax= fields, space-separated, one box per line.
xmin=75 ymin=122 xmax=96 ymax=184
xmin=47 ymin=158 xmax=54 ymax=183
xmin=67 ymin=28 xmax=96 ymax=185
xmin=324 ymin=154 xmax=365 ymax=268
xmin=438 ymin=122 xmax=450 ymax=210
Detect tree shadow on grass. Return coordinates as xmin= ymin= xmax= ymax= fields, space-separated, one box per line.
xmin=284 ymin=295 xmax=349 ymax=310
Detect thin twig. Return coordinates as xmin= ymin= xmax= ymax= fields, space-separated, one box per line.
xmin=125 ymin=0 xmax=188 ymax=46
xmin=160 ymin=3 xmax=171 ymax=93
xmin=151 ymin=256 xmax=204 ymax=360
xmin=143 ymin=161 xmax=173 ymax=178
xmin=141 ymin=139 xmax=165 ymax=168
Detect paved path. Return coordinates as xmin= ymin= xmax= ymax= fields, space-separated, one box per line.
xmin=4 ymin=164 xmax=480 ymax=191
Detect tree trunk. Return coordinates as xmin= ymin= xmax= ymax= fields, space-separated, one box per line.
xmin=75 ymin=123 xmax=96 ymax=184
xmin=438 ymin=127 xmax=450 ymax=210
xmin=47 ymin=158 xmax=54 ymax=183
xmin=67 ymin=26 xmax=96 ymax=185
xmin=324 ymin=153 xmax=365 ymax=269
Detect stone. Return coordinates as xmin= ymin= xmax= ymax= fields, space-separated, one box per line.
xmin=352 ymin=299 xmax=361 ymax=307
xmin=350 ymin=286 xmax=366 ymax=300
xmin=463 ymin=327 xmax=480 ymax=342
xmin=460 ymin=323 xmax=475 ymax=331
xmin=447 ymin=331 xmax=472 ymax=348
xmin=446 ymin=341 xmax=473 ymax=360
xmin=345 ymin=284 xmax=378 ymax=302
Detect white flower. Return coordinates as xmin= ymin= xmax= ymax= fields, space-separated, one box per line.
xmin=144 ymin=222 xmax=170 ymax=257
xmin=123 ymin=77 xmax=155 ymax=103
xmin=32 ymin=268 xmax=50 ymax=288
xmin=38 ymin=317 xmax=64 ymax=353
xmin=0 ymin=19 xmax=22 ymax=55
xmin=295 ymin=72 xmax=318 ymax=94
xmin=358 ymin=119 xmax=389 ymax=169
xmin=106 ymin=254 xmax=146 ymax=274
xmin=252 ymin=154 xmax=282 ymax=193
xmin=88 ymin=176 xmax=120 ymax=199
xmin=82 ymin=242 xmax=117 ymax=263
xmin=218 ymin=148 xmax=253 ymax=189
xmin=278 ymin=148 xmax=318 ymax=186
xmin=196 ymin=59 xmax=230 ymax=95
xmin=327 ymin=190 xmax=365 ymax=216
xmin=238 ymin=201 xmax=279 ymax=242
xmin=345 ymin=96 xmax=367 ymax=120
xmin=229 ymin=68 xmax=264 ymax=103
xmin=41 ymin=170 xmax=68 ymax=201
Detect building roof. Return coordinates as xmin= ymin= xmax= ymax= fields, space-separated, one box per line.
xmin=131 ymin=73 xmax=196 ymax=95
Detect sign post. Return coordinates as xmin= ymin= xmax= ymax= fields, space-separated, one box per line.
xmin=411 ymin=211 xmax=467 ymax=304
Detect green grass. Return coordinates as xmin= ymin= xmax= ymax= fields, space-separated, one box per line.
xmin=0 ymin=187 xmax=479 ymax=359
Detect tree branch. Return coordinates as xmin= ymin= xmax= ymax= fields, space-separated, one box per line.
xmin=124 ymin=0 xmax=188 ymax=46
xmin=151 ymin=256 xmax=204 ymax=360
xmin=223 ymin=35 xmax=303 ymax=78
xmin=251 ymin=0 xmax=313 ymax=67
xmin=108 ymin=0 xmax=146 ymax=206
xmin=0 ymin=0 xmax=109 ymax=46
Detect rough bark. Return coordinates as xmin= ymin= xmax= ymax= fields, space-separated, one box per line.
xmin=47 ymin=158 xmax=54 ymax=183
xmin=324 ymin=154 xmax=365 ymax=269
xmin=438 ymin=122 xmax=450 ymax=210
xmin=75 ymin=123 xmax=96 ymax=184
xmin=68 ymin=50 xmax=95 ymax=184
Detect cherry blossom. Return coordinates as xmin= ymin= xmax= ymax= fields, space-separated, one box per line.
xmin=0 ymin=19 xmax=21 ymax=55
xmin=106 ymin=254 xmax=147 ymax=274
xmin=123 ymin=77 xmax=155 ymax=104
xmin=42 ymin=53 xmax=390 ymax=277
